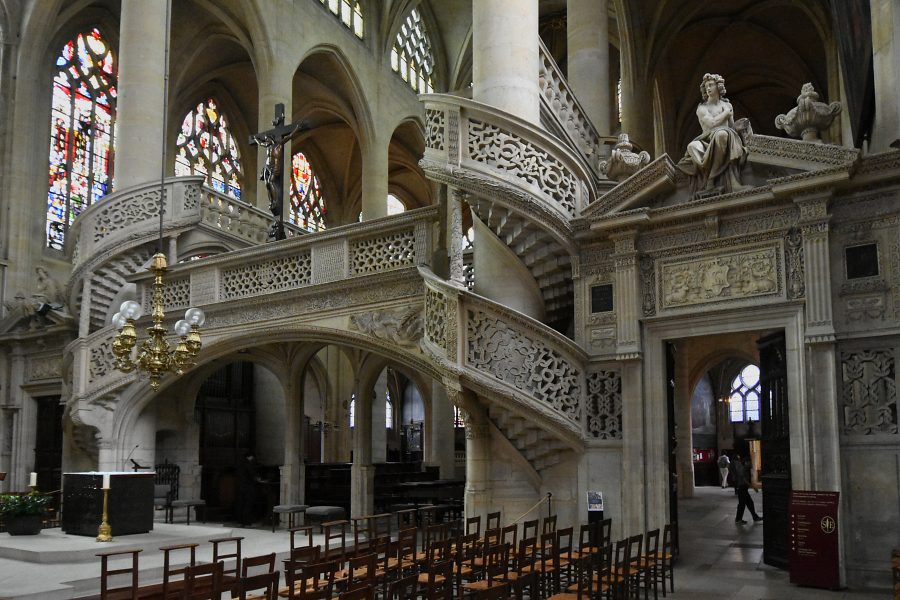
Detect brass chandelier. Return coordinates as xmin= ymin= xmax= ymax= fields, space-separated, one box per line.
xmin=110 ymin=0 xmax=204 ymax=390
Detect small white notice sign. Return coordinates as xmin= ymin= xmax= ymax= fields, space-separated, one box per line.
xmin=587 ymin=490 xmax=604 ymax=511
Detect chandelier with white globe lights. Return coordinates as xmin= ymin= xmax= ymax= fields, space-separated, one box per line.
xmin=109 ymin=1 xmax=204 ymax=390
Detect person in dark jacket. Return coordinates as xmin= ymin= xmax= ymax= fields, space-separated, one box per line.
xmin=729 ymin=453 xmax=762 ymax=524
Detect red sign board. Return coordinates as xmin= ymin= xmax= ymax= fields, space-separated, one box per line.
xmin=789 ymin=490 xmax=840 ymax=590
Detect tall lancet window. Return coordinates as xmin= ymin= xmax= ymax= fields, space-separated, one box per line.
xmin=318 ymin=0 xmax=364 ymax=38
xmin=391 ymin=8 xmax=435 ymax=94
xmin=175 ymin=98 xmax=243 ymax=199
xmin=47 ymin=28 xmax=117 ymax=250
xmin=289 ymin=151 xmax=326 ymax=232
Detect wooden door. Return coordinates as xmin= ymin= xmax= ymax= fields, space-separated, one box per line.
xmin=34 ymin=396 xmax=64 ymax=509
xmin=758 ymin=331 xmax=790 ymax=569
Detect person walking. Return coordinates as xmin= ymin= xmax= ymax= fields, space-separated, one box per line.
xmin=717 ymin=452 xmax=730 ymax=488
xmin=729 ymin=453 xmax=762 ymax=524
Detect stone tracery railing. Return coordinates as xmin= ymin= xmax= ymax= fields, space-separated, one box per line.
xmin=538 ymin=39 xmax=602 ymax=175
xmin=421 ymin=95 xmax=596 ymax=223
xmin=422 ymin=269 xmax=587 ymax=438
xmin=133 ymin=207 xmax=436 ymax=310
xmin=69 ymin=176 xmax=303 ymax=271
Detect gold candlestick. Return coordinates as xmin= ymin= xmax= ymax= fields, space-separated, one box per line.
xmin=96 ymin=487 xmax=113 ymax=542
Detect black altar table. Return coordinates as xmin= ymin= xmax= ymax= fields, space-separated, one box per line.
xmin=62 ymin=472 xmax=155 ymax=536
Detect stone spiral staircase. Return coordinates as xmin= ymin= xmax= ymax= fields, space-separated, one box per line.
xmin=64 ymin=42 xmax=608 ymax=479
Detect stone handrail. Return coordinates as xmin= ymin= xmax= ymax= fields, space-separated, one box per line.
xmin=422 ymin=268 xmax=586 ymax=437
xmin=131 ymin=207 xmax=438 ymax=310
xmin=421 ymin=94 xmax=596 ymax=222
xmin=538 ymin=38 xmax=603 ymax=176
xmin=69 ymin=176 xmax=302 ymax=272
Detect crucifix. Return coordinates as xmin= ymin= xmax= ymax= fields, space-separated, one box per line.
xmin=249 ymin=103 xmax=307 ymax=241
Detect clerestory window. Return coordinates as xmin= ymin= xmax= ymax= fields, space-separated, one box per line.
xmin=47 ymin=28 xmax=117 ymax=250
xmin=318 ymin=0 xmax=364 ymax=38
xmin=391 ymin=8 xmax=435 ymax=94
xmin=175 ymin=98 xmax=243 ymax=199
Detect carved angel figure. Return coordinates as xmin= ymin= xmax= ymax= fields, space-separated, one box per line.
xmin=677 ymin=73 xmax=751 ymax=195
xmin=349 ymin=307 xmax=423 ymax=347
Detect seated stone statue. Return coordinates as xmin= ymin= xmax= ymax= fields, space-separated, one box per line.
xmin=677 ymin=73 xmax=751 ymax=195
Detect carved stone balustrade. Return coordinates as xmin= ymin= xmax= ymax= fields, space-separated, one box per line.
xmin=538 ymin=39 xmax=603 ymax=175
xmin=68 ymin=176 xmax=302 ymax=272
xmin=422 ymin=269 xmax=588 ymax=446
xmin=775 ymin=83 xmax=842 ymax=143
xmin=131 ymin=207 xmax=436 ymax=311
xmin=421 ymin=95 xmax=596 ymax=227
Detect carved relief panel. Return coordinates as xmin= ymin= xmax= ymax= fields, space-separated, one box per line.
xmin=657 ymin=244 xmax=783 ymax=311
xmin=840 ymin=348 xmax=898 ymax=436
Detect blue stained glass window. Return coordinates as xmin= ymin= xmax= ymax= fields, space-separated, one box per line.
xmin=47 ymin=28 xmax=117 ymax=250
xmin=289 ymin=152 xmax=326 ymax=232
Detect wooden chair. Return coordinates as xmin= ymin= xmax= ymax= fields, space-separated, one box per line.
xmin=454 ymin=532 xmax=482 ymax=595
xmin=420 ymin=559 xmax=454 ymax=600
xmin=387 ymin=572 xmax=418 ymax=599
xmin=394 ymin=508 xmax=417 ymax=532
xmin=501 ymin=524 xmax=518 ymax=556
xmin=160 ymin=543 xmax=198 ymax=600
xmin=181 ymin=561 xmax=224 ymax=600
xmin=417 ymin=539 xmax=454 ymax=588
xmin=241 ymin=552 xmax=276 ymax=577
xmin=339 ymin=552 xmax=377 ymax=593
xmin=535 ymin=531 xmax=561 ymax=597
xmin=284 ymin=559 xmax=337 ymax=600
xmin=233 ymin=571 xmax=279 ymax=600
xmin=323 ymin=520 xmax=349 ymax=563
xmin=465 ymin=515 xmax=482 ymax=538
xmin=284 ymin=545 xmax=321 ymax=572
xmin=542 ymin=515 xmax=558 ymax=535
xmin=553 ymin=552 xmax=593 ymax=600
xmin=657 ymin=524 xmax=674 ymax=596
xmin=290 ymin=526 xmax=314 ymax=552
xmin=892 ymin=548 xmax=900 ymax=600
xmin=210 ymin=535 xmax=244 ymax=589
xmin=472 ymin=583 xmax=509 ymax=600
xmin=485 ymin=511 xmax=501 ymax=531
xmin=97 ymin=548 xmax=141 ymax=600
xmin=522 ymin=519 xmax=538 ymax=542
xmin=461 ymin=543 xmax=510 ymax=598
xmin=338 ymin=584 xmax=375 ymax=600
xmin=507 ymin=537 xmax=539 ymax=600
xmin=636 ymin=529 xmax=660 ymax=600
xmin=556 ymin=527 xmax=575 ymax=587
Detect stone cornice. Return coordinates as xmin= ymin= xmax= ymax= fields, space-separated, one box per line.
xmin=746 ymin=134 xmax=859 ymax=168
xmin=582 ymin=155 xmax=677 ymax=219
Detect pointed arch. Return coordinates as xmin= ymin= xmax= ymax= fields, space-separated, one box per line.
xmin=46 ymin=26 xmax=117 ymax=250
xmin=174 ymin=97 xmax=245 ymax=199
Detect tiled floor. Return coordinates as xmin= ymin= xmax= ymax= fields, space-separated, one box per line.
xmin=669 ymin=486 xmax=885 ymax=599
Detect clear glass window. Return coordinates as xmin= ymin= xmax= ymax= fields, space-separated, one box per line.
xmin=319 ymin=0 xmax=364 ymax=38
xmin=729 ymin=364 xmax=761 ymax=422
xmin=392 ymin=8 xmax=434 ymax=94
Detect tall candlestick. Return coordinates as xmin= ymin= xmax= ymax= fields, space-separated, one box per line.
xmin=102 ymin=473 xmax=111 ymax=489
xmin=96 ymin=487 xmax=113 ymax=542
xmin=29 ymin=472 xmax=37 ymax=488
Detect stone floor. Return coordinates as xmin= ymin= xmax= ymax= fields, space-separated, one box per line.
xmin=0 ymin=492 xmax=890 ymax=599
xmin=669 ymin=486 xmax=885 ymax=599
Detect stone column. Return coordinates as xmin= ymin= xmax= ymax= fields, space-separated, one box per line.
xmin=372 ymin=372 xmax=387 ymax=464
xmin=611 ymin=230 xmax=641 ymax=358
xmin=448 ymin=188 xmax=465 ymax=286
xmin=567 ymin=0 xmax=611 ymax=134
xmin=428 ymin=380 xmax=457 ymax=479
xmin=619 ymin=71 xmax=654 ymax=153
xmin=361 ymin=133 xmax=388 ymax=221
xmin=673 ymin=342 xmax=694 ymax=499
xmin=78 ymin=275 xmax=92 ymax=338
xmin=870 ymin=0 xmax=900 ymax=152
xmin=282 ymin=376 xmax=305 ymax=505
xmin=114 ymin=0 xmax=167 ymax=190
xmin=473 ymin=0 xmax=540 ymax=125
xmin=796 ymin=193 xmax=842 ymax=492
xmin=459 ymin=388 xmax=491 ymax=521
xmin=351 ymin=382 xmax=374 ymax=517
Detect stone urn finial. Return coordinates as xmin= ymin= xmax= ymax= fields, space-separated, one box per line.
xmin=775 ymin=83 xmax=842 ymax=143
xmin=600 ymin=133 xmax=651 ymax=181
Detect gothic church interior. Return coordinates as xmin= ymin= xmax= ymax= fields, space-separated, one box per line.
xmin=0 ymin=0 xmax=897 ymax=594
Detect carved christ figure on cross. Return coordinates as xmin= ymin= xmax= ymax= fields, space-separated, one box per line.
xmin=249 ymin=103 xmax=307 ymax=240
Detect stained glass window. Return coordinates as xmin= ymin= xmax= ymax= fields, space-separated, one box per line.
xmin=47 ymin=28 xmax=117 ymax=250
xmin=385 ymin=392 xmax=394 ymax=429
xmin=387 ymin=194 xmax=406 ymax=215
xmin=319 ymin=0 xmax=364 ymax=38
xmin=391 ymin=8 xmax=435 ymax=94
xmin=289 ymin=151 xmax=326 ymax=232
xmin=175 ymin=98 xmax=243 ymax=199
xmin=729 ymin=364 xmax=761 ymax=422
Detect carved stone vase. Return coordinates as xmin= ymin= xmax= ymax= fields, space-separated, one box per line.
xmin=775 ymin=83 xmax=842 ymax=143
xmin=599 ymin=133 xmax=651 ymax=181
